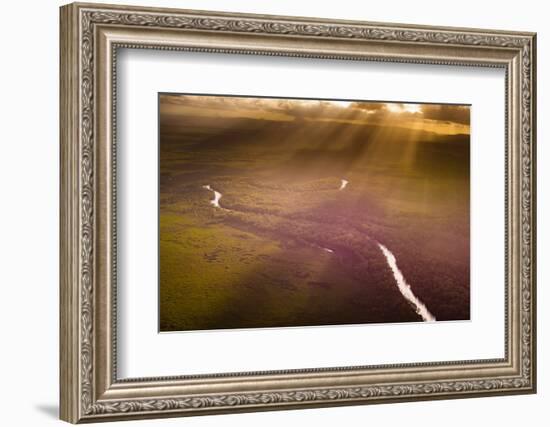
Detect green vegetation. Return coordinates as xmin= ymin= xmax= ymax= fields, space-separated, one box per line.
xmin=159 ymin=96 xmax=470 ymax=331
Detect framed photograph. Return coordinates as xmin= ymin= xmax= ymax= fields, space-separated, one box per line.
xmin=60 ymin=2 xmax=536 ymax=423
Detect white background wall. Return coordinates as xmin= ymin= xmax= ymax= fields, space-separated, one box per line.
xmin=0 ymin=0 xmax=545 ymax=426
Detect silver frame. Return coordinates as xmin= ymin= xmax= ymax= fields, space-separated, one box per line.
xmin=60 ymin=2 xmax=536 ymax=423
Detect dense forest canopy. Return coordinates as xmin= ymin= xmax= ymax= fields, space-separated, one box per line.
xmin=159 ymin=94 xmax=470 ymax=332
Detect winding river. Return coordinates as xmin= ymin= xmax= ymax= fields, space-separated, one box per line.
xmin=202 ymin=184 xmax=223 ymax=208
xmin=201 ymin=180 xmax=435 ymax=322
xmin=339 ymin=179 xmax=349 ymax=190
xmin=377 ymin=243 xmax=436 ymax=322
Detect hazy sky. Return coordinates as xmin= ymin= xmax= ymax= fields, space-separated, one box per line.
xmin=160 ymin=94 xmax=470 ymax=136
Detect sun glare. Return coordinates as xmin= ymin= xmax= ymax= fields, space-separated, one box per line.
xmin=403 ymin=104 xmax=421 ymax=113
xmin=322 ymin=100 xmax=421 ymax=112
xmin=385 ymin=103 xmax=402 ymax=113
xmin=385 ymin=103 xmax=421 ymax=114
xmin=326 ymin=100 xmax=352 ymax=108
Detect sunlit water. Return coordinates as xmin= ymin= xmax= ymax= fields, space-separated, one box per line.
xmin=377 ymin=243 xmax=436 ymax=322
xmin=201 ymin=181 xmax=434 ymax=322
xmin=202 ymin=185 xmax=223 ymax=208
xmin=339 ymin=179 xmax=349 ymax=190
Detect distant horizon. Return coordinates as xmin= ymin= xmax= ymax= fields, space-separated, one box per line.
xmin=159 ymin=93 xmax=470 ymax=332
xmin=160 ymin=93 xmax=471 ymax=136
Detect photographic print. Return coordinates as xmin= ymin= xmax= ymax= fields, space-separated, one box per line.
xmin=159 ymin=94 xmax=470 ymax=332
xmin=60 ymin=6 xmax=536 ymax=419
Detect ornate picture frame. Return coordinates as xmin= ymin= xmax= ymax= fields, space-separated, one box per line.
xmin=60 ymin=2 xmax=536 ymax=423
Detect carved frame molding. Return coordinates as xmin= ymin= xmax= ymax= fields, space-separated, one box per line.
xmin=60 ymin=2 xmax=536 ymax=423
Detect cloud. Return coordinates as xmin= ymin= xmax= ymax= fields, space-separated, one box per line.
xmin=160 ymin=94 xmax=297 ymax=122
xmin=160 ymin=94 xmax=470 ymax=135
xmin=348 ymin=102 xmax=387 ymax=113
xmin=420 ymin=104 xmax=470 ymax=125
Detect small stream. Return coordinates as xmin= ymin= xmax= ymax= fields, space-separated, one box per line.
xmin=377 ymin=243 xmax=436 ymax=322
xmin=200 ymin=180 xmax=435 ymax=322
xmin=202 ymin=185 xmax=223 ymax=208
xmin=339 ymin=179 xmax=349 ymax=190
